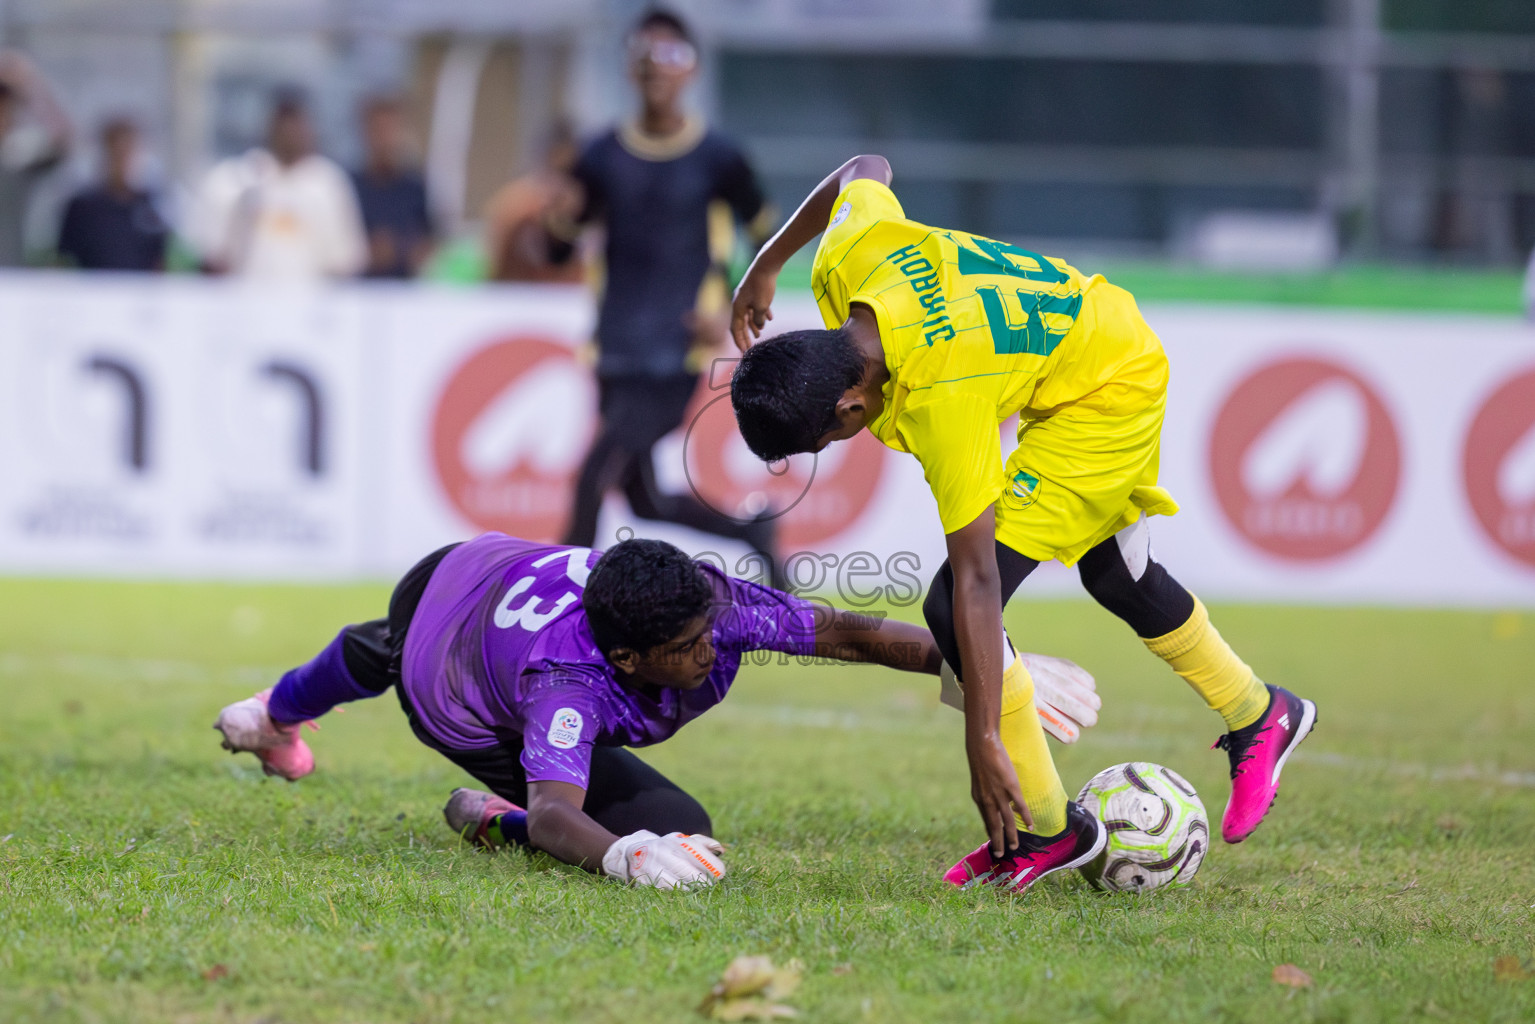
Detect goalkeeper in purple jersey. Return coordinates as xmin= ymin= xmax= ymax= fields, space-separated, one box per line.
xmin=214 ymin=532 xmax=1099 ymax=888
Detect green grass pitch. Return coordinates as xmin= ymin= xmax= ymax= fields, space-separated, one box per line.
xmin=1 ymin=577 xmax=1533 ymax=1022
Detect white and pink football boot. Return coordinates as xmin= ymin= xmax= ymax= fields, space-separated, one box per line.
xmin=213 ymin=688 xmax=316 ymax=781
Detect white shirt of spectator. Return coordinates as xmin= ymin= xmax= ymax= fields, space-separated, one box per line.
xmin=0 ymin=123 xmax=58 ymax=172
xmin=192 ymin=148 xmax=366 ymax=281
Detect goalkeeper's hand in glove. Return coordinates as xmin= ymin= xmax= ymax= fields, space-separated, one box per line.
xmin=1017 ymin=651 xmax=1101 ymax=743
xmin=939 ymin=651 xmax=1101 ymax=744
xmin=601 ymin=830 xmax=727 ymax=889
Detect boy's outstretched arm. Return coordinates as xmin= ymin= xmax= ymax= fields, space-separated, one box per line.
xmin=810 ymin=606 xmax=942 ymax=675
xmin=808 ymin=599 xmax=1101 ymax=744
xmin=730 ymin=153 xmax=891 ymax=351
xmin=526 ymin=780 xmax=619 ymax=872
xmin=527 ymin=780 xmax=727 ymax=888
xmin=947 ymin=508 xmax=1033 ymax=855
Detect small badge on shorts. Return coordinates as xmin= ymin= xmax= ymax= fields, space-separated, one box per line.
xmin=547 ymin=707 xmax=584 ymax=749
xmin=830 ymin=201 xmax=852 ymax=227
xmin=1010 ymin=469 xmax=1043 ymax=509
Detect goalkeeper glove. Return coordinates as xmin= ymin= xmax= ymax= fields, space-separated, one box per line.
xmin=939 ymin=651 xmax=1101 ymax=744
xmin=602 ymin=830 xmax=727 ymax=889
xmin=1018 ymin=651 xmax=1101 ymax=743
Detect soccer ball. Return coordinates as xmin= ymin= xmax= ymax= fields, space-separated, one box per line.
xmin=1075 ymin=762 xmax=1209 ymax=893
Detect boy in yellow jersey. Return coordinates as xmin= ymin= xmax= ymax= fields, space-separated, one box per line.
xmin=728 ymin=156 xmax=1317 ymax=893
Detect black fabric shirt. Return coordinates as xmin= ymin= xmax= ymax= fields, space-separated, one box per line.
xmin=57 ymin=186 xmax=167 ymax=271
xmin=573 ymin=121 xmax=765 ymax=378
xmin=351 ymin=167 xmax=433 ymax=279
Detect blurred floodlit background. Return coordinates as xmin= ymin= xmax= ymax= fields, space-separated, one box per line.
xmin=0 ymin=0 xmax=1532 ymax=607
xmin=1 ymin=0 xmax=1532 ymax=272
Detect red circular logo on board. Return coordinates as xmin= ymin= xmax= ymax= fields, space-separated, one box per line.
xmin=1462 ymin=366 xmax=1535 ymax=569
xmin=682 ymin=383 xmax=886 ymax=550
xmin=1209 ymin=357 xmax=1401 ymax=561
xmin=431 ymin=338 xmax=595 ymax=540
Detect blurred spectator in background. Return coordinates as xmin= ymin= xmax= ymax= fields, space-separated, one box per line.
xmin=0 ymin=50 xmax=71 ymax=267
xmin=554 ymin=8 xmax=780 ymax=580
xmin=483 ymin=120 xmax=584 ymax=283
xmin=56 ymin=117 xmax=167 ymax=271
xmin=191 ymin=91 xmax=365 ymax=280
xmin=352 ymin=95 xmax=434 ymax=279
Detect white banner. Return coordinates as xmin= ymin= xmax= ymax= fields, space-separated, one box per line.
xmin=0 ymin=276 xmax=368 ymax=577
xmin=1146 ymin=303 xmax=1535 ymax=606
xmin=0 ymin=272 xmax=1532 ymax=607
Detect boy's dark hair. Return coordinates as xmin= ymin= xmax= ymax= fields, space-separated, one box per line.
xmin=730 ymin=327 xmax=866 ymax=462
xmin=583 ymin=538 xmax=712 ymax=657
xmin=633 ymin=7 xmax=694 ymax=45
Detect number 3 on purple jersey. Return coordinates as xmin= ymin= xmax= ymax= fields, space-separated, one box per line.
xmin=493 ymin=548 xmax=594 ymax=632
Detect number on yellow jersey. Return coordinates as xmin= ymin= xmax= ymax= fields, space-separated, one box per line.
xmin=948 ymin=233 xmax=1083 ymax=357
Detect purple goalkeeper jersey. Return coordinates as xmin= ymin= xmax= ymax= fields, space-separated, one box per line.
xmin=400 ymin=532 xmax=817 ymax=790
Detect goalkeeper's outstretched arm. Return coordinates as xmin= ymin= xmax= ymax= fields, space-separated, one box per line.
xmin=804 ymin=605 xmax=1101 ymax=748
xmin=809 ymin=605 xmax=941 ymax=675
xmin=525 ymin=779 xmax=618 ymax=873
xmin=527 ymin=781 xmax=728 ymax=889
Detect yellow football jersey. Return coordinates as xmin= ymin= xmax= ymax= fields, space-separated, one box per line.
xmin=810 ymin=179 xmax=1173 ymax=547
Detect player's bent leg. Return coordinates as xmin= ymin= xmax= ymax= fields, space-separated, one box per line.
xmin=271 ymin=620 xmax=394 ymax=722
xmin=583 ymin=747 xmax=712 ymax=838
xmin=1077 ymin=518 xmax=1270 ymax=730
xmin=1078 ymin=516 xmax=1317 ymax=842
xmin=924 ymin=548 xmax=1070 ymax=841
xmin=1074 ymin=515 xmax=1194 ymax=640
xmin=996 ymin=654 xmax=1068 ymax=835
xmin=920 ymin=541 xmax=1038 ymax=691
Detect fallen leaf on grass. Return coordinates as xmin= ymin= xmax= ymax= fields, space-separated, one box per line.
xmin=831 ymin=963 xmax=853 ymax=976
xmin=698 ymin=955 xmax=803 ymax=1020
xmin=709 ymin=999 xmax=797 ymax=1022
xmin=1271 ymin=964 xmax=1313 ymax=988
xmin=715 ymin=955 xmax=776 ymax=998
xmin=1493 ymin=956 xmax=1530 ymax=982
xmin=201 ymin=964 xmax=229 ymax=981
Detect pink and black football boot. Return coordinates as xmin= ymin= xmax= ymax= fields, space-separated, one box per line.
xmin=443 ymin=788 xmax=530 ymax=849
xmin=213 ymin=688 xmax=315 ymax=781
xmin=1214 ymin=684 xmax=1317 ymax=843
xmin=943 ymin=801 xmax=1106 ymax=894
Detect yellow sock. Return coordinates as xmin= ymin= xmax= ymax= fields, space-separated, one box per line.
xmin=1143 ymin=597 xmax=1270 ymax=731
xmin=997 ymin=654 xmax=1069 ymax=836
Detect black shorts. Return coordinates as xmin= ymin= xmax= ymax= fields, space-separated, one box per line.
xmin=342 ymin=544 xmax=712 ymax=837
xmin=596 ymin=373 xmax=699 ymax=453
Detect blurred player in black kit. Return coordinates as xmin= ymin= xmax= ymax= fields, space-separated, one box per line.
xmin=553 ymin=8 xmax=782 ymax=584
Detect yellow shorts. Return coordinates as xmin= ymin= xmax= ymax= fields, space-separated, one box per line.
xmin=994 ymin=285 xmax=1180 ymax=566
